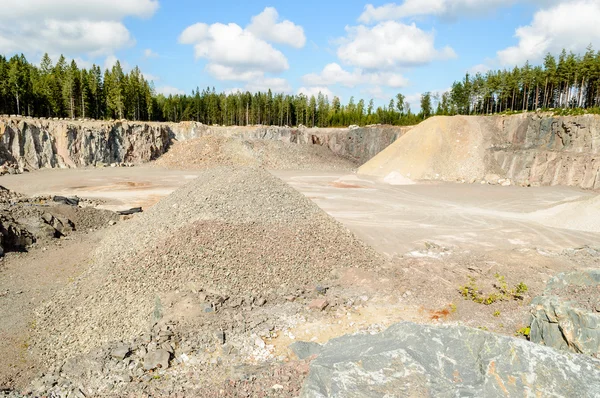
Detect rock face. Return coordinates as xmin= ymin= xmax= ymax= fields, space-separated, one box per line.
xmin=529 ymin=270 xmax=600 ymax=357
xmin=0 ymin=118 xmax=171 ymax=169
xmin=360 ymin=113 xmax=600 ymax=189
xmin=0 ymin=116 xmax=411 ymax=170
xmin=301 ymin=322 xmax=600 ymax=398
xmin=492 ymin=114 xmax=600 ymax=189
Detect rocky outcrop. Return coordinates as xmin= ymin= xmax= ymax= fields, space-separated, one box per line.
xmin=491 ymin=114 xmax=600 ymax=189
xmin=0 ymin=117 xmax=411 ymax=170
xmin=529 ymin=270 xmax=600 ymax=357
xmin=300 ymin=322 xmax=600 ymax=398
xmin=0 ymin=118 xmax=171 ymax=170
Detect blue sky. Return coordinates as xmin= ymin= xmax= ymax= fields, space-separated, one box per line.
xmin=1 ymin=0 xmax=600 ymax=109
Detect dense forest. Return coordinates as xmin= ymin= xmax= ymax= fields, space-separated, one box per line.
xmin=1 ymin=48 xmax=600 ymax=127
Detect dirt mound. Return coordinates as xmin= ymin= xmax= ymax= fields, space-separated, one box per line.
xmin=530 ymin=195 xmax=600 ymax=233
xmin=358 ymin=116 xmax=499 ymax=182
xmin=34 ymin=166 xmax=382 ymax=361
xmin=154 ymin=136 xmax=356 ymax=170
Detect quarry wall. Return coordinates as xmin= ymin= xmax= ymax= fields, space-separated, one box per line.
xmin=0 ymin=117 xmax=410 ymax=170
xmin=359 ymin=113 xmax=600 ymax=190
xmin=491 ymin=113 xmax=600 ymax=189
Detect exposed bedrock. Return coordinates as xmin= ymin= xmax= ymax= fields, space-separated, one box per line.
xmin=360 ymin=113 xmax=600 ymax=189
xmin=491 ymin=114 xmax=600 ymax=189
xmin=0 ymin=117 xmax=411 ymax=170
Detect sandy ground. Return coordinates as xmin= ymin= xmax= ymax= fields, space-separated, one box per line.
xmin=2 ymin=166 xmax=599 ymax=391
xmin=0 ymin=166 xmax=199 ymax=211
xmin=273 ymin=170 xmax=600 ymax=257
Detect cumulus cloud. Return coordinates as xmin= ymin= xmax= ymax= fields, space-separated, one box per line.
xmin=297 ymin=86 xmax=335 ymax=99
xmin=247 ymin=7 xmax=306 ymax=48
xmin=156 ymin=85 xmax=185 ymax=96
xmin=0 ymin=0 xmax=157 ymax=56
xmin=498 ymin=0 xmax=600 ymax=65
xmin=302 ymin=63 xmax=409 ymax=88
xmin=337 ymin=22 xmax=456 ymax=70
xmin=179 ymin=22 xmax=289 ymax=80
xmin=358 ymin=0 xmax=562 ymax=23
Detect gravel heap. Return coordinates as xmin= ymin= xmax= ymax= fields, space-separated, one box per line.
xmin=34 ymin=166 xmax=382 ymax=362
xmin=154 ymin=136 xmax=356 ymax=170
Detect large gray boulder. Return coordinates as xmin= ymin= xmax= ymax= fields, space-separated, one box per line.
xmin=301 ymin=322 xmax=600 ymax=398
xmin=529 ymin=270 xmax=600 ymax=357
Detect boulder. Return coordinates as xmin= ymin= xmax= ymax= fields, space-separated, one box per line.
xmin=300 ymin=322 xmax=600 ymax=398
xmin=529 ymin=270 xmax=600 ymax=357
xmin=0 ymin=212 xmax=35 ymax=254
xmin=143 ymin=349 xmax=170 ymax=370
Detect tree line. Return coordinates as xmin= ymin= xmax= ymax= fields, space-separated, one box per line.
xmin=1 ymin=48 xmax=599 ymax=127
xmin=0 ymin=53 xmax=424 ymax=126
xmin=444 ymin=47 xmax=600 ymax=115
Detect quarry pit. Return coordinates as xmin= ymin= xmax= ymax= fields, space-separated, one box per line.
xmin=1 ymin=114 xmax=599 ymax=397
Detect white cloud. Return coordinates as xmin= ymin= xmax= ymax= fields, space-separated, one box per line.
xmin=358 ymin=0 xmax=562 ymax=23
xmin=156 ymin=86 xmax=185 ymax=96
xmin=179 ymin=22 xmax=289 ymax=80
xmin=104 ymin=55 xmax=130 ymax=71
xmin=0 ymin=0 xmax=158 ymax=20
xmin=245 ymin=77 xmax=292 ymax=94
xmin=498 ymin=0 xmax=600 ymax=66
xmin=361 ymin=86 xmax=388 ymax=100
xmin=141 ymin=72 xmax=159 ymax=82
xmin=302 ymin=63 xmax=409 ymax=88
xmin=298 ymin=86 xmax=335 ymax=99
xmin=247 ymin=7 xmax=306 ymax=48
xmin=0 ymin=0 xmax=157 ymax=56
xmin=144 ymin=48 xmax=158 ymax=58
xmin=337 ymin=22 xmax=456 ymax=70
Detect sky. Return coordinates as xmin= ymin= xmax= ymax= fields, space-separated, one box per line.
xmin=1 ymin=0 xmax=600 ymax=109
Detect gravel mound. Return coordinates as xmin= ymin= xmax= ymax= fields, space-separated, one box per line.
xmin=530 ymin=194 xmax=600 ymax=233
xmin=154 ymin=136 xmax=356 ymax=170
xmin=34 ymin=166 xmax=382 ymax=361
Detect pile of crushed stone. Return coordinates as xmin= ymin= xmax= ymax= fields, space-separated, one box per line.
xmin=34 ymin=166 xmax=382 ymax=362
xmin=154 ymin=136 xmax=356 ymax=170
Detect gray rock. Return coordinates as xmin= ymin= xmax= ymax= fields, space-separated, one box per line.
xmin=300 ymin=322 xmax=600 ymax=398
xmin=143 ymin=349 xmax=170 ymax=370
xmin=290 ymin=341 xmax=322 ymax=360
xmin=529 ymin=270 xmax=600 ymax=356
xmin=111 ymin=345 xmax=130 ymax=361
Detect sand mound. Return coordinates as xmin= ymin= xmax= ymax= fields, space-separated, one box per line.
xmin=155 ymin=136 xmax=356 ymax=170
xmin=358 ymin=116 xmax=499 ymax=182
xmin=34 ymin=166 xmax=382 ymax=360
xmin=530 ymin=194 xmax=600 ymax=233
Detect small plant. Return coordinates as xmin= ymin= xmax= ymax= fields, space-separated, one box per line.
xmin=450 ymin=303 xmax=457 ymax=313
xmin=493 ymin=310 xmax=501 ymax=317
xmin=459 ymin=274 xmax=528 ymax=305
xmin=516 ymin=326 xmax=531 ymax=338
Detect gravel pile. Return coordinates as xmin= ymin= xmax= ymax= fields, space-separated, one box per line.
xmin=154 ymin=136 xmax=356 ymax=170
xmin=34 ymin=166 xmax=382 ymax=363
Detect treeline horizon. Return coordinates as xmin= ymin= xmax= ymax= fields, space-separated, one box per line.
xmin=1 ymin=48 xmax=600 ymax=128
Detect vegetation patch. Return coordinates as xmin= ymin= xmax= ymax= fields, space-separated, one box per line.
xmin=459 ymin=273 xmax=528 ymax=305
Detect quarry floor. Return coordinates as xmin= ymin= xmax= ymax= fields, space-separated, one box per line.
xmin=1 ymin=165 xmax=599 ymax=390
xmin=3 ymin=165 xmax=598 ymax=255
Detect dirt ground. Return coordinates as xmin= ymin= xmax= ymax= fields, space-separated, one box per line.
xmin=1 ymin=166 xmax=599 ymax=391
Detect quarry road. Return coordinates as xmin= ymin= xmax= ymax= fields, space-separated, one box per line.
xmin=273 ymin=171 xmax=600 ymax=258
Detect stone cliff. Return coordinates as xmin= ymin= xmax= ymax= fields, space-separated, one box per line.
xmin=0 ymin=116 xmax=410 ymax=170
xmin=491 ymin=113 xmax=600 ymax=189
